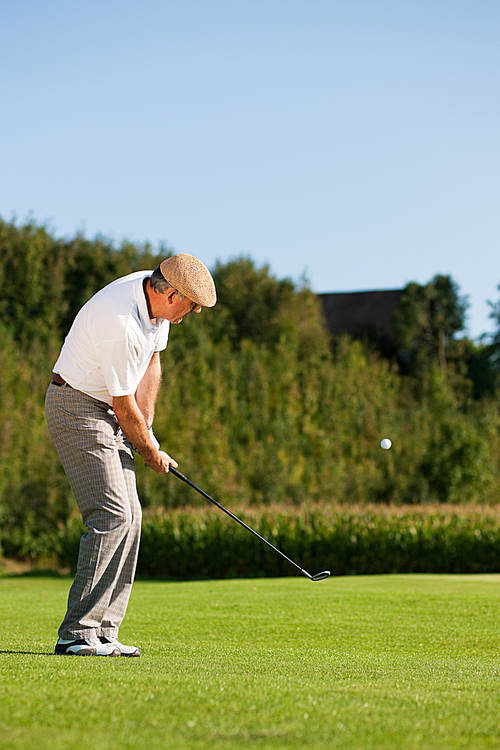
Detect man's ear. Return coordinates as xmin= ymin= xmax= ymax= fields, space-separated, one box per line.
xmin=166 ymin=288 xmax=177 ymax=304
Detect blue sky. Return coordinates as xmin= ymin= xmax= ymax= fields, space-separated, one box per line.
xmin=1 ymin=0 xmax=499 ymax=338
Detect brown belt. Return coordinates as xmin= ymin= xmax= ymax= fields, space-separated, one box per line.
xmin=51 ymin=373 xmax=72 ymax=387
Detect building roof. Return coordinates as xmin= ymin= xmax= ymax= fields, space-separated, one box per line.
xmin=319 ymin=289 xmax=403 ymax=339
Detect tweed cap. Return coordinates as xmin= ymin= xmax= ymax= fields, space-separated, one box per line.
xmin=160 ymin=254 xmax=217 ymax=308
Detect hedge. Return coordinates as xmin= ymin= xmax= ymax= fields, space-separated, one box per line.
xmin=14 ymin=503 xmax=500 ymax=579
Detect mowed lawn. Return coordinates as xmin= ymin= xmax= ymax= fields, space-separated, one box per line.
xmin=1 ymin=573 xmax=500 ymax=750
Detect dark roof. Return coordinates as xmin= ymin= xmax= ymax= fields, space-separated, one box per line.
xmin=319 ymin=289 xmax=402 ymax=339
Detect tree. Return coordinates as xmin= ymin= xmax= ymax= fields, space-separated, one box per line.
xmin=0 ymin=217 xmax=169 ymax=346
xmin=209 ymin=256 xmax=296 ymax=348
xmin=0 ymin=218 xmax=67 ymax=349
xmin=392 ymin=274 xmax=469 ymax=374
xmin=481 ymin=285 xmax=500 ymax=392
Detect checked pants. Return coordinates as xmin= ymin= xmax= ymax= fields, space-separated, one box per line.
xmin=45 ymin=383 xmax=142 ymax=641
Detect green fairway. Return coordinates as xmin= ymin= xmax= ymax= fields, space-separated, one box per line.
xmin=1 ymin=574 xmax=499 ymax=749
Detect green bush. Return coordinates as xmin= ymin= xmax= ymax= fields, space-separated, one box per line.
xmin=43 ymin=504 xmax=500 ymax=579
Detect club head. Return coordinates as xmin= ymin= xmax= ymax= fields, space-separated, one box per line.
xmin=310 ymin=571 xmax=330 ymax=581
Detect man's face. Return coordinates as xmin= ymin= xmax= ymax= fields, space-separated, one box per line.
xmin=155 ymin=289 xmax=202 ymax=324
xmin=169 ymin=295 xmax=202 ymax=324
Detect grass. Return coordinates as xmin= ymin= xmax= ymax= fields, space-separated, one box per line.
xmin=1 ymin=573 xmax=500 ymax=749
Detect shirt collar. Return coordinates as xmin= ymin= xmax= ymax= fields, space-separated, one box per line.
xmin=137 ymin=273 xmax=157 ymax=331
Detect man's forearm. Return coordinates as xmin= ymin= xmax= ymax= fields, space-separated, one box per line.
xmin=113 ymin=394 xmax=158 ymax=462
xmin=135 ymin=352 xmax=162 ymax=427
xmin=113 ymin=392 xmax=176 ymax=474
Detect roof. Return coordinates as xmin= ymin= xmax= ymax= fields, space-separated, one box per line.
xmin=318 ymin=289 xmax=403 ymax=339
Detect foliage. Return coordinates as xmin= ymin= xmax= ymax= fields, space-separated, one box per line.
xmin=0 ymin=220 xmax=67 ymax=349
xmin=209 ymin=256 xmax=296 ymax=348
xmin=0 ymin=218 xmax=167 ymax=546
xmin=0 ymin=218 xmax=166 ymax=345
xmin=137 ymin=503 xmax=500 ymax=578
xmin=392 ymin=274 xmax=468 ymax=373
xmin=1 ymin=217 xmax=500 ymax=561
xmin=22 ymin=503 xmax=500 ymax=578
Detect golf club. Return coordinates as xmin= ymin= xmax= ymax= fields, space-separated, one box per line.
xmin=169 ymin=466 xmax=330 ymax=582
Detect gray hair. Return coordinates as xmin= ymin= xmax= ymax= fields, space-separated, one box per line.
xmin=150 ymin=266 xmax=185 ymax=300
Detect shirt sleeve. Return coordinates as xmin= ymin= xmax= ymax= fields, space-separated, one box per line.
xmin=154 ymin=320 xmax=170 ymax=352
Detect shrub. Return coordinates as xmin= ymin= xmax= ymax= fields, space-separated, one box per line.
xmin=43 ymin=504 xmax=500 ymax=579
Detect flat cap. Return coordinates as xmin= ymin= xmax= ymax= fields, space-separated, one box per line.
xmin=160 ymin=253 xmax=217 ymax=308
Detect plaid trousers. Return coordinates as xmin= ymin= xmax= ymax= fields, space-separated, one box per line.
xmin=45 ymin=383 xmax=142 ymax=640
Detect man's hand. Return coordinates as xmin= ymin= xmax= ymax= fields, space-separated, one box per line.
xmin=143 ymin=449 xmax=178 ymax=474
xmin=112 ymin=394 xmax=178 ymax=473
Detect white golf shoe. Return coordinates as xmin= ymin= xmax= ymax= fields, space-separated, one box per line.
xmin=99 ymin=636 xmax=141 ymax=657
xmin=54 ymin=637 xmax=120 ymax=656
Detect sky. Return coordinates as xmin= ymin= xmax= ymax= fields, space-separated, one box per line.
xmin=1 ymin=0 xmax=499 ymax=339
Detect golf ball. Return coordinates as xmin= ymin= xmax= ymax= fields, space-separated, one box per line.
xmin=380 ymin=438 xmax=392 ymax=450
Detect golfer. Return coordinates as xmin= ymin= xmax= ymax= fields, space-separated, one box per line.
xmin=45 ymin=254 xmax=216 ymax=657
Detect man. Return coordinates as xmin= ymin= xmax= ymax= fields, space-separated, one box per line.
xmin=45 ymin=253 xmax=216 ymax=657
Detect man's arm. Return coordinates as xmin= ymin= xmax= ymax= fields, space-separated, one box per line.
xmin=135 ymin=351 xmax=162 ymax=427
xmin=113 ymin=353 xmax=176 ymax=473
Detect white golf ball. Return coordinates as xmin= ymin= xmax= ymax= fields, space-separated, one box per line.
xmin=380 ymin=438 xmax=392 ymax=450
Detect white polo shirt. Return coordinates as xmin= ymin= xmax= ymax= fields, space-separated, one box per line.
xmin=53 ymin=271 xmax=170 ymax=406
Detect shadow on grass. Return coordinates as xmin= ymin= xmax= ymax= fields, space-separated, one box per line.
xmin=0 ymin=650 xmax=54 ymax=656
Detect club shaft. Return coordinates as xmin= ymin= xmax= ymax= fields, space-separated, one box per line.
xmin=169 ymin=467 xmax=311 ymax=578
